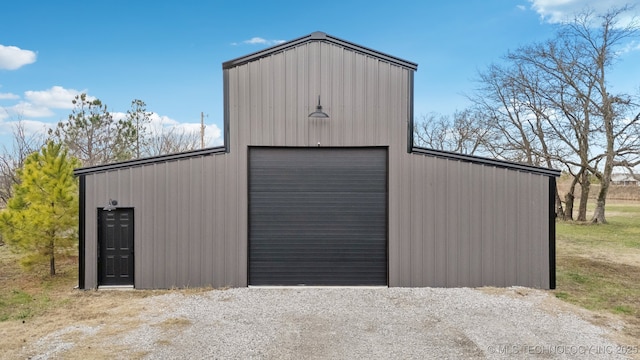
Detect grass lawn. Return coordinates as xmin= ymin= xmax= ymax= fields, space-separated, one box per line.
xmin=554 ymin=201 xmax=640 ymax=339
xmin=0 ymin=247 xmax=77 ymax=322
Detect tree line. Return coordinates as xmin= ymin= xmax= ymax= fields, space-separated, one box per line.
xmin=415 ymin=6 xmax=640 ymax=224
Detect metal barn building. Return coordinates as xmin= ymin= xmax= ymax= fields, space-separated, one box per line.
xmin=75 ymin=32 xmax=560 ymax=290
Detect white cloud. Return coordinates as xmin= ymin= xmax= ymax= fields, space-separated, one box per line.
xmin=112 ymin=112 xmax=224 ymax=147
xmin=0 ymin=92 xmax=19 ymax=100
xmin=0 ymin=44 xmax=37 ymax=70
xmin=0 ymin=119 xmax=51 ymax=137
xmin=528 ymin=0 xmax=639 ymax=26
xmin=517 ymin=5 xmax=527 ymax=11
xmin=25 ymin=86 xmax=88 ymax=109
xmin=618 ymin=40 xmax=640 ymax=54
xmin=232 ymin=37 xmax=286 ymax=46
xmin=0 ymin=101 xmax=54 ymax=119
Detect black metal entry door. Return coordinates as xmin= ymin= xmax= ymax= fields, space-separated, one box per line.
xmin=249 ymin=148 xmax=388 ymax=285
xmin=98 ymin=208 xmax=134 ymax=286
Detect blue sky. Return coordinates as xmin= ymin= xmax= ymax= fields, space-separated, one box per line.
xmin=1 ymin=0 xmax=639 ymax=148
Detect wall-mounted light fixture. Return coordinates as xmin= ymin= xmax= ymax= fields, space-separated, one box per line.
xmin=103 ymin=199 xmax=118 ymax=211
xmin=308 ymin=95 xmax=329 ymax=118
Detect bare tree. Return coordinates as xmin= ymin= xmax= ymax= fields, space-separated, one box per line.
xmin=144 ymin=126 xmax=202 ymax=157
xmin=0 ymin=120 xmax=45 ymax=206
xmin=472 ymin=62 xmax=570 ymax=217
xmin=414 ymin=109 xmax=493 ymax=155
xmin=476 ymin=6 xmax=639 ymax=223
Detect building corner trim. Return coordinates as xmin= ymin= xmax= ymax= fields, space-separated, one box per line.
xmin=78 ymin=175 xmax=86 ymax=289
xmin=549 ymin=176 xmax=557 ymax=289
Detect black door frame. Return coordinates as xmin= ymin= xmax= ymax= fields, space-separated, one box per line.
xmin=97 ymin=207 xmax=135 ymax=286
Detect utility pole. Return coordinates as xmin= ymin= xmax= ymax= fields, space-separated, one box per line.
xmin=200 ymin=112 xmax=205 ymax=149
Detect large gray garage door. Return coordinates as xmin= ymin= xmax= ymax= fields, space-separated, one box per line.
xmin=249 ymin=147 xmax=387 ymax=285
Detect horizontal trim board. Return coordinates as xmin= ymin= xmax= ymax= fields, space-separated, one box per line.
xmin=223 ymin=31 xmax=418 ymax=71
xmin=74 ymin=146 xmax=227 ymax=176
xmin=412 ymin=147 xmax=561 ymax=177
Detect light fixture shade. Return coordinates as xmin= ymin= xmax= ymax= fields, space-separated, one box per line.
xmin=308 ymin=95 xmax=329 ymax=118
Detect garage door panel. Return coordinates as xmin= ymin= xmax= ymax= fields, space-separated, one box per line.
xmin=249 ymin=147 xmax=388 ymax=286
xmin=251 ymin=261 xmax=387 ymax=285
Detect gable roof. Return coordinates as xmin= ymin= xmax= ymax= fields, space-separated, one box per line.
xmin=222 ymin=31 xmax=418 ymax=71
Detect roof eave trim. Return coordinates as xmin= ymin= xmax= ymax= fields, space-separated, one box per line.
xmin=73 ymin=146 xmax=227 ymax=176
xmin=222 ymin=31 xmax=418 ymax=71
xmin=412 ymin=147 xmax=561 ymax=177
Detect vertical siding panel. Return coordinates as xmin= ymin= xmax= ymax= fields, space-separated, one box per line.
xmin=517 ymin=173 xmax=531 ymax=286
xmin=446 ymin=160 xmax=458 ymax=286
xmin=318 ymin=42 xmax=331 ymax=145
xmin=273 ymin=53 xmax=285 ymax=146
xmin=284 ymin=49 xmax=297 ymax=145
xmin=343 ymin=50 xmax=354 ymax=145
xmin=329 ymin=45 xmax=344 ymax=146
xmin=237 ymin=66 xmax=249 ymax=151
xmin=400 ymin=147 xmax=412 ymax=286
xmin=504 ymin=169 xmax=518 ymax=286
xmin=179 ymin=161 xmax=191 ymax=286
xmin=457 ymin=162 xmax=471 ymax=287
xmin=434 ymin=158 xmax=447 ymax=286
xmin=261 ymin=56 xmax=273 ymax=145
xmin=481 ymin=167 xmax=495 ymax=285
xmin=153 ymin=163 xmax=165 ymax=287
xmin=249 ymin=61 xmax=260 ymax=145
xmin=189 ymin=158 xmax=202 ymax=286
xmin=165 ymin=162 xmax=177 ymax=287
xmin=387 ymin=155 xmax=400 ymax=286
xmin=85 ymin=176 xmax=97 ymax=288
xmin=352 ymin=54 xmax=367 ymax=146
xmin=129 ymin=167 xmax=142 ymax=288
xmin=225 ymin=152 xmax=238 ymax=286
xmin=202 ymin=158 xmax=214 ymax=286
xmin=214 ymin=155 xmax=226 ymax=286
xmin=366 ymin=57 xmax=378 ymax=144
xmin=410 ymin=156 xmax=423 ymax=285
xmin=423 ymin=157 xmax=436 ymax=286
xmin=493 ymin=168 xmax=507 ymax=287
xmin=469 ymin=163 xmax=483 ymax=287
xmin=297 ymin=44 xmax=309 ymax=146
xmin=160 ymin=163 xmax=171 ymax=288
xmin=237 ymin=152 xmax=248 ymax=287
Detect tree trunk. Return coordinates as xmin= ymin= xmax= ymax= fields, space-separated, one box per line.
xmin=564 ymin=192 xmax=574 ymax=220
xmin=555 ymin=189 xmax=564 ymax=220
xmin=49 ymin=238 xmax=56 ymax=276
xmin=563 ymin=172 xmax=581 ymax=221
xmin=577 ymin=171 xmax=590 ymax=221
xmin=592 ymin=151 xmax=613 ymax=224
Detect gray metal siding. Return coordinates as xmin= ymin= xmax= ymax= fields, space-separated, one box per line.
xmin=81 ymin=35 xmax=552 ymax=289
xmin=82 ymin=153 xmax=242 ymax=289
xmin=395 ymin=155 xmax=551 ymax=288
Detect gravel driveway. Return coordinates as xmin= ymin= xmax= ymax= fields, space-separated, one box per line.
xmin=27 ymin=287 xmax=635 ymax=359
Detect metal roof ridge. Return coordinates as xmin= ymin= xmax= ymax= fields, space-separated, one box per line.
xmin=222 ymin=31 xmax=418 ymax=71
